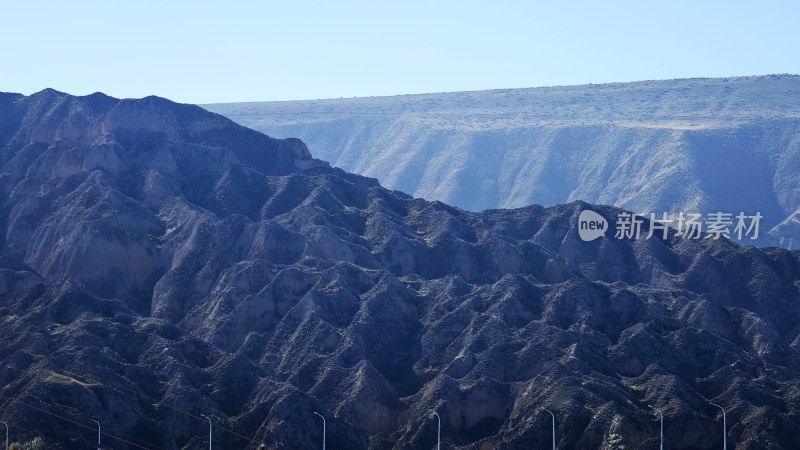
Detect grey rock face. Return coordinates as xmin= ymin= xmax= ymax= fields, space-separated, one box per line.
xmin=0 ymin=90 xmax=798 ymax=449
xmin=204 ymin=75 xmax=800 ymax=248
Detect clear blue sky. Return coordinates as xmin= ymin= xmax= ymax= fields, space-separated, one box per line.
xmin=2 ymin=1 xmax=797 ymax=104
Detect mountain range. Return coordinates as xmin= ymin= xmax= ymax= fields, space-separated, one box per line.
xmin=0 ymin=89 xmax=798 ymax=449
xmin=204 ymin=75 xmax=800 ymax=249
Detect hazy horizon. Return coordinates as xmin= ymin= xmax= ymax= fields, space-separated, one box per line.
xmin=199 ymin=73 xmax=799 ymax=104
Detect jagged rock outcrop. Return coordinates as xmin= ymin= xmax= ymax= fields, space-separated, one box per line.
xmin=0 ymin=90 xmax=798 ymax=449
xmin=204 ymin=75 xmax=800 ymax=248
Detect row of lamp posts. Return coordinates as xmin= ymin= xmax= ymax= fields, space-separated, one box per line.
xmin=0 ymin=401 xmax=728 ymax=450
xmin=423 ymin=402 xmax=726 ymax=450
xmin=648 ymin=404 xmax=726 ymax=450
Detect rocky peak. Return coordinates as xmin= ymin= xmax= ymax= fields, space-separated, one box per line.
xmin=1 ymin=89 xmax=323 ymax=174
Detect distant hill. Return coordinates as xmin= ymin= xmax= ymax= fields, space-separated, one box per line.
xmin=205 ymin=75 xmax=800 ymax=249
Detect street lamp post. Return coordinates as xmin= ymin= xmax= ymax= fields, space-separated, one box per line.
xmin=2 ymin=421 xmax=8 ymax=450
xmin=430 ymin=412 xmax=441 ymax=450
xmin=313 ymin=412 xmax=326 ymax=450
xmin=201 ymin=414 xmax=212 ymax=450
xmin=710 ymin=403 xmax=727 ymax=450
xmin=544 ymin=410 xmax=556 ymax=450
xmin=91 ymin=419 xmax=101 ymax=449
xmin=648 ymin=406 xmax=663 ymax=450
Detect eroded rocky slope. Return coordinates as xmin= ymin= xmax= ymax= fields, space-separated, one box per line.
xmin=0 ymin=90 xmax=798 ymax=449
xmin=205 ymin=75 xmax=800 ymax=249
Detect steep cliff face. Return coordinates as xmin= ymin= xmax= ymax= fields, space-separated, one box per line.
xmin=205 ymin=75 xmax=800 ymax=249
xmin=0 ymin=90 xmax=798 ymax=450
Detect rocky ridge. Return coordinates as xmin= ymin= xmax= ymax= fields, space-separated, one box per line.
xmin=0 ymin=90 xmax=798 ymax=449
